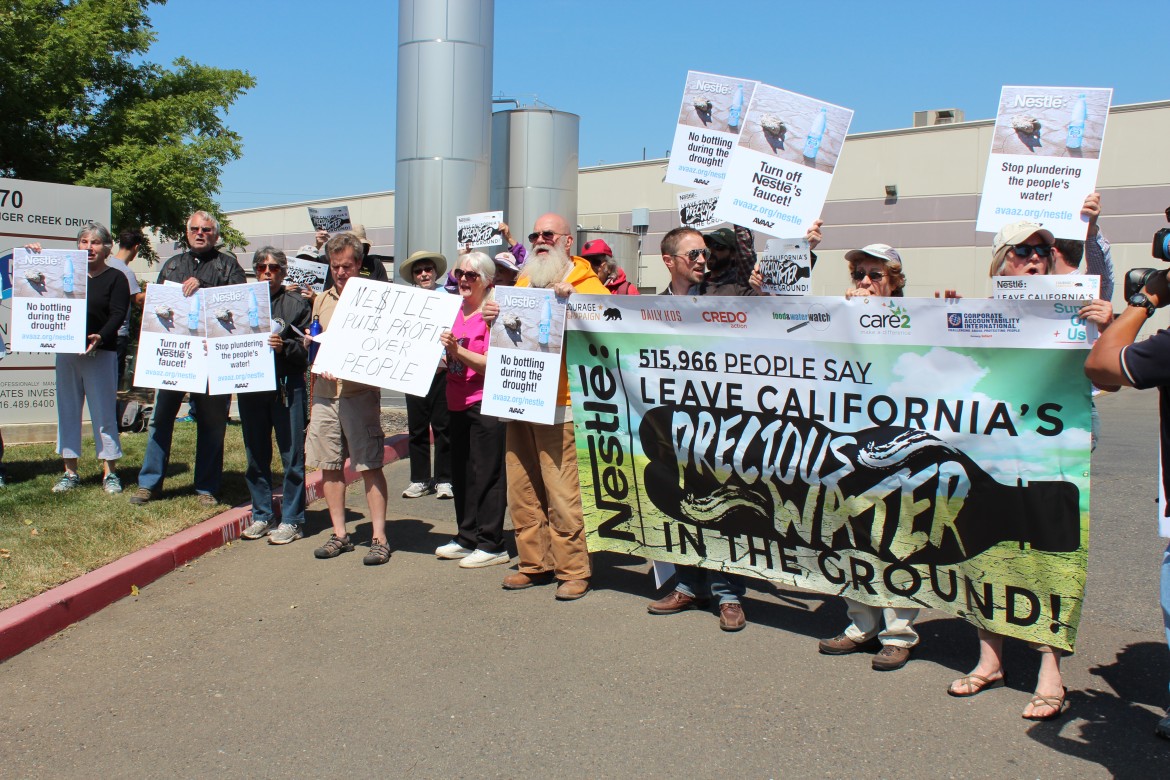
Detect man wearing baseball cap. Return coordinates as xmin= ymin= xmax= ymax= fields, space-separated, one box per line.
xmin=581 ymin=239 xmax=639 ymax=296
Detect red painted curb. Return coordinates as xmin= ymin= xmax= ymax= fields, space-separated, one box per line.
xmin=0 ymin=433 xmax=409 ymax=663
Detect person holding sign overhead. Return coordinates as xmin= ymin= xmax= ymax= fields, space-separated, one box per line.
xmin=25 ymin=223 xmax=130 ymax=494
xmin=435 ymin=252 xmax=510 ymax=568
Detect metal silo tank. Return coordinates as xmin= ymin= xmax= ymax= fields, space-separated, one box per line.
xmin=491 ymin=108 xmax=579 ymax=244
xmin=395 ymin=0 xmax=493 ymax=277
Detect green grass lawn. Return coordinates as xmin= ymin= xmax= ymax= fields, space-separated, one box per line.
xmin=0 ymin=422 xmax=257 ymax=610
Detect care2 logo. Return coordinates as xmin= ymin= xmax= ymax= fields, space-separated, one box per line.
xmin=859 ymin=300 xmax=911 ymax=330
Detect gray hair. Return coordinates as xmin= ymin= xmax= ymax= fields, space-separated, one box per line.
xmin=252 ymin=246 xmax=287 ymax=270
xmin=188 ymin=210 xmax=220 ymax=234
xmin=77 ymin=222 xmax=113 ymax=246
xmin=324 ymin=232 xmax=365 ymax=264
xmin=461 ymin=251 xmax=496 ymax=283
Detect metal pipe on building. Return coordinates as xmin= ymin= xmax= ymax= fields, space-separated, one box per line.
xmin=395 ymin=0 xmax=493 ymax=275
xmin=491 ymin=108 xmax=579 ymax=247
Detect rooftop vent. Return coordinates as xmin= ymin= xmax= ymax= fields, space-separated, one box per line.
xmin=913 ymin=108 xmax=964 ymax=127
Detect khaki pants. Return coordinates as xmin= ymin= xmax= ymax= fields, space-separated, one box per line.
xmin=505 ymin=420 xmax=590 ymax=580
xmin=844 ymin=599 xmax=920 ymax=648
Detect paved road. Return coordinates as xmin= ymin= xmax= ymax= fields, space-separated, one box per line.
xmin=1 ymin=391 xmax=1168 ymax=778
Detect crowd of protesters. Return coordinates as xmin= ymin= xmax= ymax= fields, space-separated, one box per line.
xmin=5 ymin=198 xmax=1170 ymax=738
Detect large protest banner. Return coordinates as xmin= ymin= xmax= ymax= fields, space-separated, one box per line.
xmin=665 ymin=71 xmax=759 ymax=188
xmin=311 ymin=279 xmax=460 ymax=397
xmin=992 ymin=274 xmax=1099 ymax=302
xmin=566 ymin=295 xmax=1092 ymax=650
xmin=134 ymin=283 xmax=208 ymax=394
xmin=205 ymin=282 xmax=275 ymax=395
xmin=481 ymin=286 xmax=566 ymax=424
xmin=8 ymin=248 xmax=88 ymax=353
xmin=975 ymin=86 xmax=1113 ymax=240
xmin=714 ymin=84 xmax=853 ymax=238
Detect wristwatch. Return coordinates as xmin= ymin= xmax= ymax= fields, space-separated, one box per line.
xmin=1128 ymin=291 xmax=1156 ymax=318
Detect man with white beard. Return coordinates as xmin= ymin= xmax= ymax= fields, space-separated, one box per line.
xmin=488 ymin=213 xmax=609 ymax=600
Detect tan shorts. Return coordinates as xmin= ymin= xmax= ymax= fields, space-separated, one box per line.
xmin=305 ymin=390 xmax=385 ymax=471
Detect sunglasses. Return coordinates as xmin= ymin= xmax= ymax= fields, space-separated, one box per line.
xmin=673 ymin=248 xmax=711 ymax=263
xmin=528 ymin=230 xmax=563 ymax=243
xmin=1009 ymin=243 xmax=1054 ymax=259
xmin=851 ymin=270 xmax=887 ymax=282
xmin=452 ymin=269 xmax=482 ymax=282
xmin=187 ymin=226 xmax=215 ymax=234
xmin=412 ymin=265 xmax=435 ymax=274
xmin=256 ymin=263 xmax=283 ymax=272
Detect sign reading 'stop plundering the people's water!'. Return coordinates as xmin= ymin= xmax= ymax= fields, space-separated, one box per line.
xmin=567 ymin=295 xmax=1093 ymax=651
xmin=8 ymin=248 xmax=88 ymax=353
xmin=976 ymin=86 xmax=1113 ymax=240
xmin=310 ymin=278 xmax=461 ymax=397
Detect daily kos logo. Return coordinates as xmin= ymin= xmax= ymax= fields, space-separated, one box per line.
xmin=858 ymin=300 xmax=911 ymax=331
xmin=690 ymin=78 xmax=732 ymax=95
xmin=1009 ymin=94 xmax=1067 ymax=109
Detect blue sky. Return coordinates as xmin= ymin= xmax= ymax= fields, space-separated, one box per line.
xmin=146 ymin=0 xmax=1169 ymax=212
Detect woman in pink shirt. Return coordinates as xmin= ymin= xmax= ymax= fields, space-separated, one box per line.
xmin=436 ymin=252 xmax=511 ymax=568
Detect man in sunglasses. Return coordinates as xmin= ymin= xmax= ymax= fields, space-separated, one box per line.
xmin=238 ymin=247 xmax=312 ymax=545
xmin=494 ymin=212 xmax=609 ymax=601
xmin=659 ymin=227 xmax=712 ymax=295
xmin=131 ymin=210 xmax=245 ymax=508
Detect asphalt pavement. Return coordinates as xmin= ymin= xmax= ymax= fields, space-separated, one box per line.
xmin=1 ymin=390 xmax=1168 ymax=778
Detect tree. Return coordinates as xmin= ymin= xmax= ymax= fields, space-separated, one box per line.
xmin=0 ymin=0 xmax=255 ymax=260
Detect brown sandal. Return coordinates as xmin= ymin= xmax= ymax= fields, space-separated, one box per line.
xmin=948 ymin=673 xmax=1005 ymax=697
xmin=1022 ymin=688 xmax=1067 ymax=721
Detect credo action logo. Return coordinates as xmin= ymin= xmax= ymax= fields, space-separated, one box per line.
xmin=702 ymin=310 xmax=748 ymax=329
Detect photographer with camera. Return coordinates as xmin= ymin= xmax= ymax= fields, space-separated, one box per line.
xmin=1084 ymin=208 xmax=1170 ymax=740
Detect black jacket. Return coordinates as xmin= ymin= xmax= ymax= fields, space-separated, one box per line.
xmin=269 ymin=287 xmax=312 ymax=383
xmin=156 ymin=248 xmax=246 ymax=288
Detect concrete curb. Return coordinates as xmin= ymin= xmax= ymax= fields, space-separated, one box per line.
xmin=0 ymin=433 xmax=409 ymax=663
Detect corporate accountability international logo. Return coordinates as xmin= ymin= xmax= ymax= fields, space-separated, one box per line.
xmin=946 ymin=310 xmax=1021 ymax=334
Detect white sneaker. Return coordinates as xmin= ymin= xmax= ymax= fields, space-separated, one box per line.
xmin=241 ymin=520 xmax=274 ymax=539
xmin=402 ymin=481 xmax=434 ymax=499
xmin=434 ymin=482 xmax=454 ymax=500
xmin=459 ymin=549 xmax=511 ymax=568
xmin=435 ymin=540 xmax=473 ymax=559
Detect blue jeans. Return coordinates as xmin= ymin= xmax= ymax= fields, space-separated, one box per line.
xmin=138 ymin=389 xmax=230 ymax=496
xmin=238 ymin=382 xmax=306 ymax=526
xmin=1162 ymin=540 xmax=1170 ymax=695
xmin=674 ymin=566 xmax=746 ymax=605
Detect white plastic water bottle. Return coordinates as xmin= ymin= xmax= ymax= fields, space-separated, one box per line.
xmin=61 ymin=258 xmax=74 ymax=294
xmin=728 ymin=84 xmax=744 ymax=129
xmin=247 ymin=288 xmax=260 ymax=327
xmin=803 ymin=107 xmax=827 ymax=159
xmin=538 ymin=297 xmax=551 ymax=346
xmin=1066 ymin=93 xmax=1086 ymax=149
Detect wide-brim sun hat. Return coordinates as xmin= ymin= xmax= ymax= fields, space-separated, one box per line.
xmin=399 ymin=250 xmax=447 ymax=281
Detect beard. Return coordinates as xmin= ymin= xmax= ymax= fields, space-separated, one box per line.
xmin=520 ymin=244 xmax=571 ymax=288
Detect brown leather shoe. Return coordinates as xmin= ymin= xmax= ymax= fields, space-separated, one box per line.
xmin=718 ymin=602 xmax=746 ymax=631
xmin=818 ymin=632 xmax=880 ymax=655
xmin=501 ymin=571 xmax=554 ymax=590
xmin=647 ymin=589 xmax=709 ymax=615
xmin=555 ymin=579 xmax=590 ymax=601
xmin=871 ymin=644 xmax=912 ymax=671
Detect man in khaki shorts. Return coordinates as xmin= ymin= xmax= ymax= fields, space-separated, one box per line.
xmin=306 ymin=232 xmax=391 ymax=565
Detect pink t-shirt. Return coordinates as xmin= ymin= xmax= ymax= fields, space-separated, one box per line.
xmin=446 ymin=309 xmax=489 ymax=411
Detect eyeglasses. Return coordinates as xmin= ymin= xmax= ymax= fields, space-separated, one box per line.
xmin=851 ymin=270 xmax=887 ymax=282
xmin=187 ymin=226 xmax=215 ymax=234
xmin=528 ymin=230 xmax=564 ymax=243
xmin=672 ymin=248 xmax=711 ymax=263
xmin=452 ymin=269 xmax=481 ymax=282
xmin=1009 ymin=243 xmax=1054 ymax=259
xmin=256 ymin=263 xmax=283 ymax=272
xmin=412 ymin=265 xmax=435 ymax=275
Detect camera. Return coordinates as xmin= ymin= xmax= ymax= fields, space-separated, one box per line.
xmin=1123 ymin=207 xmax=1170 ymax=299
